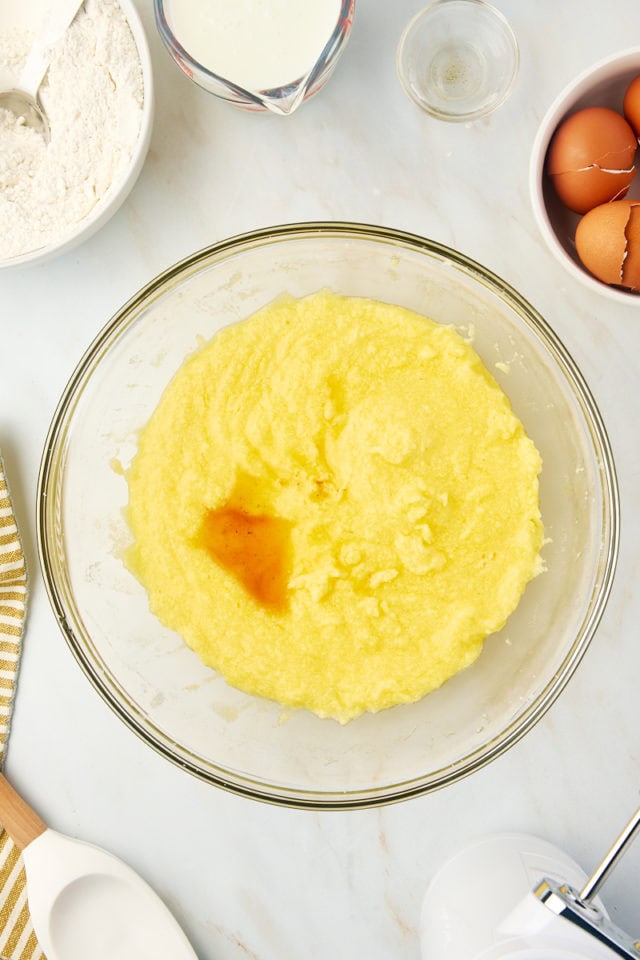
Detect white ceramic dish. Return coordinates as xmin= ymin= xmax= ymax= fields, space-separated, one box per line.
xmin=530 ymin=47 xmax=640 ymax=304
xmin=0 ymin=0 xmax=154 ymax=270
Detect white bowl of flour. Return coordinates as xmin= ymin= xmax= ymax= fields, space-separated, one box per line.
xmin=0 ymin=0 xmax=153 ymax=267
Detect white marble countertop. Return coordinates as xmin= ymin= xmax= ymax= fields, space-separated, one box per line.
xmin=2 ymin=1 xmax=640 ymax=956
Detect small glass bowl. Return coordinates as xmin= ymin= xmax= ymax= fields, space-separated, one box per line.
xmin=154 ymin=0 xmax=355 ymax=115
xmin=397 ymin=0 xmax=519 ymax=122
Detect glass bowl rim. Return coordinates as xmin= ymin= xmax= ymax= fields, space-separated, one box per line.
xmin=37 ymin=220 xmax=620 ymax=809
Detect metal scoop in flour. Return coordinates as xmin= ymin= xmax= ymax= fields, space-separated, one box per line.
xmin=0 ymin=774 xmax=198 ymax=960
xmin=0 ymin=0 xmax=85 ymax=141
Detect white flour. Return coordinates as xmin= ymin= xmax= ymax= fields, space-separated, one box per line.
xmin=0 ymin=0 xmax=144 ymax=260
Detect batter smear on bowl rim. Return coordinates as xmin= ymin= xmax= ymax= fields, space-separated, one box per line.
xmin=125 ymin=290 xmax=544 ymax=723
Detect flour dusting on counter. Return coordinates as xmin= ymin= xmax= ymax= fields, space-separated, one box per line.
xmin=0 ymin=0 xmax=143 ymax=260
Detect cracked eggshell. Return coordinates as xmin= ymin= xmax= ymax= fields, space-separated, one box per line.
xmin=530 ymin=46 xmax=640 ymax=303
xmin=547 ymin=107 xmax=637 ymax=214
xmin=575 ymin=199 xmax=640 ymax=291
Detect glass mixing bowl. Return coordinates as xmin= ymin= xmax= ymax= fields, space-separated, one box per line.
xmin=38 ymin=223 xmax=618 ymax=809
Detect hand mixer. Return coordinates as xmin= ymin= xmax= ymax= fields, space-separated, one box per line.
xmin=421 ymin=804 xmax=640 ymax=960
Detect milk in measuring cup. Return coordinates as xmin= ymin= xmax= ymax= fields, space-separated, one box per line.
xmin=164 ymin=0 xmax=342 ymax=91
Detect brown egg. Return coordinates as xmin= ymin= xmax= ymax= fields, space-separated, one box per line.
xmin=625 ymin=202 xmax=640 ymax=288
xmin=623 ymin=74 xmax=640 ymax=138
xmin=547 ymin=107 xmax=637 ymax=214
xmin=575 ymin=199 xmax=640 ymax=290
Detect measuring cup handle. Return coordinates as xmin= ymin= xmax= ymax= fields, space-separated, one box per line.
xmin=19 ymin=0 xmax=85 ymax=98
xmin=19 ymin=44 xmax=53 ymax=99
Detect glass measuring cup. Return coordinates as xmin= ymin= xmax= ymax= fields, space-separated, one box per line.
xmin=154 ymin=0 xmax=355 ymax=115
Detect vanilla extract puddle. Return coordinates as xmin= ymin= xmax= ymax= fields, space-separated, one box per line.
xmin=197 ymin=503 xmax=292 ymax=612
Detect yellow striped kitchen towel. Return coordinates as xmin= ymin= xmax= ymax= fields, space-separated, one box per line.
xmin=0 ymin=455 xmax=43 ymax=960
